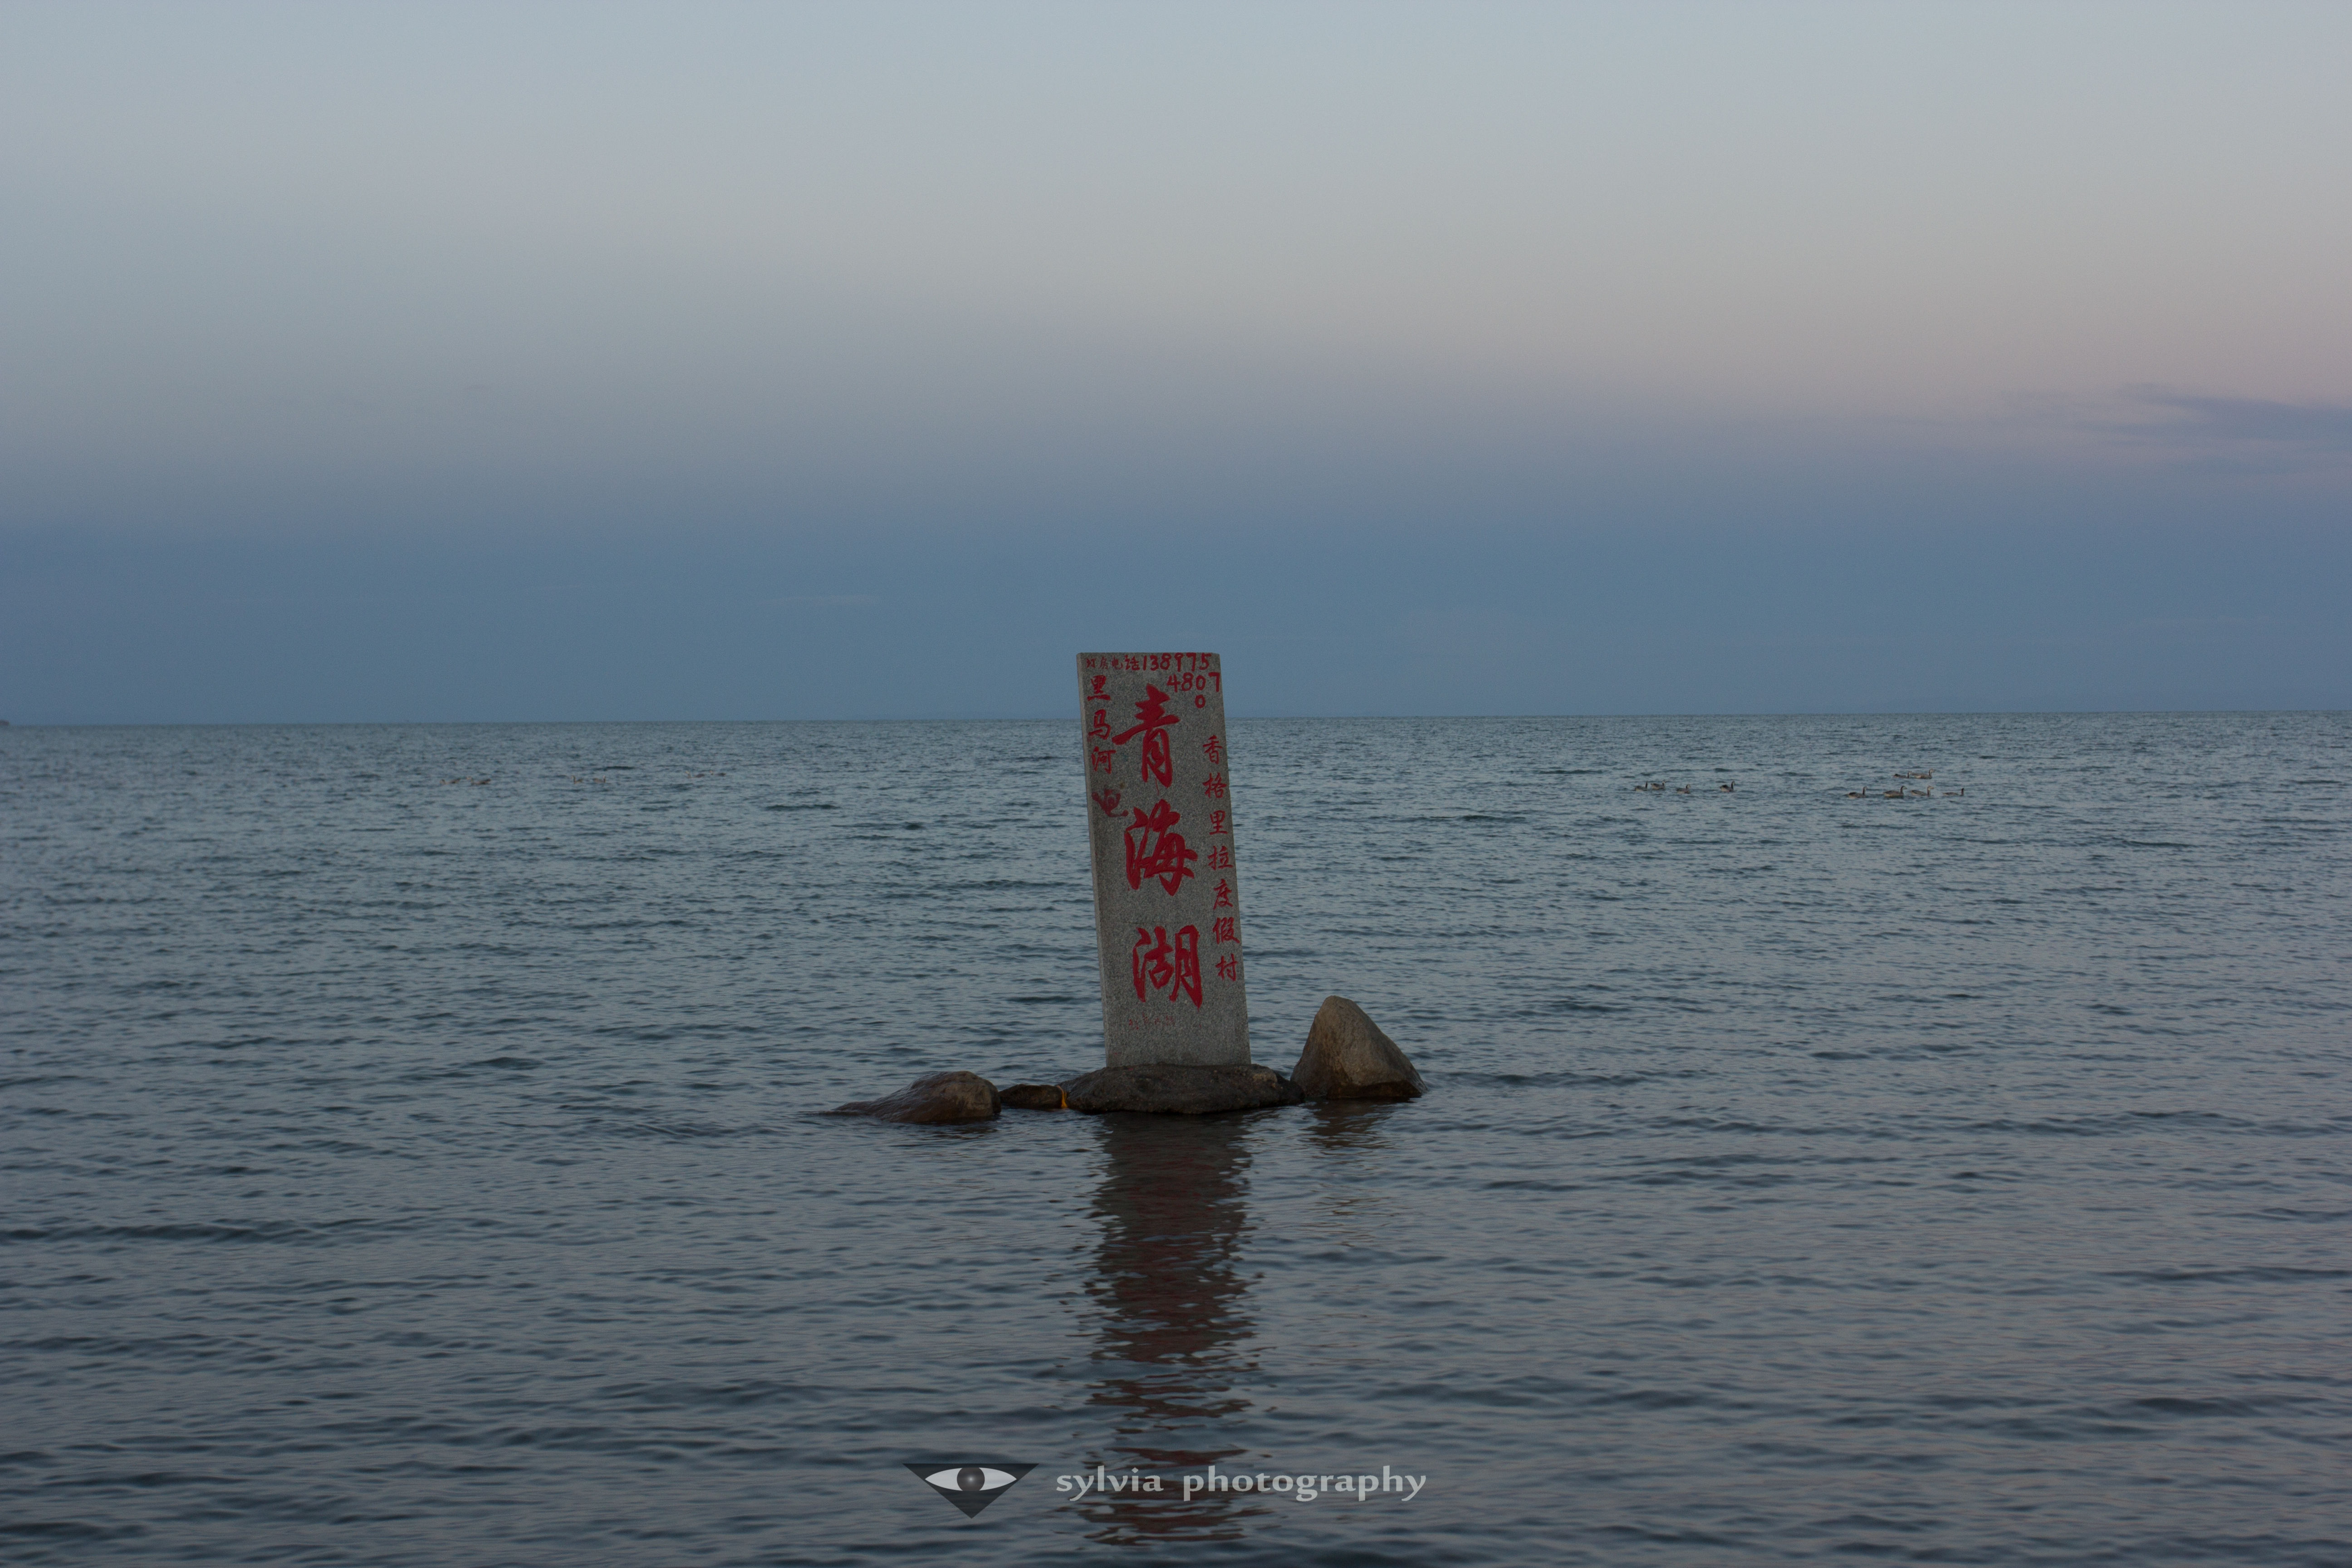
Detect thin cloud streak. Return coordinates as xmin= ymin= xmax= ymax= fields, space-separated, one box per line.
xmin=2127 ymin=391 xmax=2352 ymax=449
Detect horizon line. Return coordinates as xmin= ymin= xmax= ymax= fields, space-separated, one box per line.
xmin=5 ymin=706 xmax=2345 ymax=730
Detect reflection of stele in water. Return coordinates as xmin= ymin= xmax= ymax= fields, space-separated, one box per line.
xmin=1080 ymin=1117 xmax=1259 ymax=1545
xmin=1077 ymin=653 xmax=1251 ymax=1069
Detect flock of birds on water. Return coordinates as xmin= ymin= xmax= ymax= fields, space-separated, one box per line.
xmin=1847 ymin=770 xmax=1964 ymax=799
xmin=1633 ymin=771 xmax=1965 ymax=799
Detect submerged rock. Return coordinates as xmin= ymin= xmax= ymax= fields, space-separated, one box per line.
xmin=1060 ymin=1062 xmax=1304 ymax=1115
xmin=824 ymin=1070 xmax=1001 ymax=1124
xmin=1000 ymin=1083 xmax=1068 ymax=1111
xmin=1289 ymin=996 xmax=1426 ymax=1102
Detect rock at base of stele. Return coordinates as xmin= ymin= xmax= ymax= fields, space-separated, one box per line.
xmin=1289 ymin=996 xmax=1426 ymax=1102
xmin=999 ymin=1083 xmax=1068 ymax=1111
xmin=823 ymin=1070 xmax=1001 ymax=1124
xmin=1059 ymin=1062 xmax=1305 ymax=1115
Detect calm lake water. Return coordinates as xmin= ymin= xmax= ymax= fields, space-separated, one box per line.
xmin=4 ymin=714 xmax=2348 ymax=1566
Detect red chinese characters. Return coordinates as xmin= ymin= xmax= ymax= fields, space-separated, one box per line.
xmin=1112 ymin=686 xmax=1181 ymax=787
xmin=1082 ymin=654 xmax=1248 ymax=1030
xmin=1132 ymin=924 xmax=1203 ymax=1007
xmin=1122 ymin=799 xmax=1198 ymax=895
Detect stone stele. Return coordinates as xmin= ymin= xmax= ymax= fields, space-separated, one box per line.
xmin=1077 ymin=652 xmax=1250 ymax=1068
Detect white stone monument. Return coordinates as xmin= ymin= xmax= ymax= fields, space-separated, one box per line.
xmin=1077 ymin=652 xmax=1251 ymax=1068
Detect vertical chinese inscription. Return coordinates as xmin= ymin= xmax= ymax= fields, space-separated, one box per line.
xmin=1078 ymin=652 xmax=1251 ymax=1067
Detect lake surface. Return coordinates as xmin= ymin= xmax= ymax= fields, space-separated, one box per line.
xmin=4 ymin=714 xmax=2348 ymax=1565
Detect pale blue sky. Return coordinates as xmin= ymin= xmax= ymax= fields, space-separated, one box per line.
xmin=4 ymin=2 xmax=2347 ymax=720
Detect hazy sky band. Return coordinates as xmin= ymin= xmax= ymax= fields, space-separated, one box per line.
xmin=2 ymin=3 xmax=2346 ymax=719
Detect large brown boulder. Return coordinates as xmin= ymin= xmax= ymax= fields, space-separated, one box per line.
xmin=1289 ymin=997 xmax=1426 ymax=1101
xmin=999 ymin=1083 xmax=1067 ymax=1110
xmin=823 ymin=1070 xmax=1001 ymax=1124
xmin=1060 ymin=1063 xmax=1304 ymax=1115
